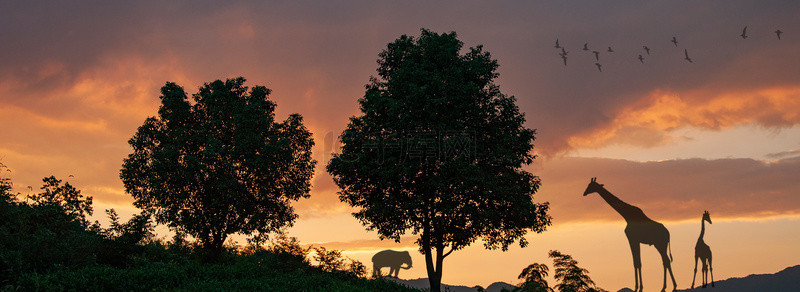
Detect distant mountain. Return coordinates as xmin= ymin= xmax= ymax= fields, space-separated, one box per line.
xmin=616 ymin=265 xmax=800 ymax=292
xmin=389 ymin=278 xmax=517 ymax=292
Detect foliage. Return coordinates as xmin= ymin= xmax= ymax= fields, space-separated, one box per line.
xmin=312 ymin=246 xmax=368 ymax=278
xmin=120 ymin=77 xmax=316 ymax=261
xmin=327 ymin=28 xmax=551 ymax=291
xmin=27 ymin=176 xmax=93 ymax=226
xmin=549 ymin=250 xmax=605 ymax=292
xmin=8 ymin=252 xmax=422 ymax=292
xmin=314 ymin=246 xmax=347 ymax=273
xmin=518 ymin=263 xmax=553 ymax=292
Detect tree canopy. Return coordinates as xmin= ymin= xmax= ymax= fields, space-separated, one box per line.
xmin=120 ymin=77 xmax=315 ymax=260
xmin=327 ymin=29 xmax=551 ymax=291
xmin=549 ymin=250 xmax=606 ymax=292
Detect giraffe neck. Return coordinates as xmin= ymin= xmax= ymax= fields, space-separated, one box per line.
xmin=699 ymin=219 xmax=706 ymax=241
xmin=596 ymin=187 xmax=641 ymax=223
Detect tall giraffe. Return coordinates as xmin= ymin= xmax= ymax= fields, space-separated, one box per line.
xmin=583 ymin=177 xmax=677 ymax=292
xmin=692 ymin=211 xmax=714 ymax=288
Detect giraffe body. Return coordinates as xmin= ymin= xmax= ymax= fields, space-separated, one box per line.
xmin=583 ymin=177 xmax=676 ymax=292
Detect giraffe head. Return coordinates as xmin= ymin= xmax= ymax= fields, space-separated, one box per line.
xmin=582 ymin=177 xmax=604 ymax=196
xmin=703 ymin=210 xmax=712 ymax=224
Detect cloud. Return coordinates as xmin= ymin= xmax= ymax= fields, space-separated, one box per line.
xmin=2 ymin=1 xmax=800 ymax=220
xmin=765 ymin=148 xmax=800 ymax=160
xmin=536 ymin=156 xmax=800 ymax=224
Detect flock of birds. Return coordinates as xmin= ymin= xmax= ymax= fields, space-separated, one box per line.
xmin=555 ymin=26 xmax=785 ymax=72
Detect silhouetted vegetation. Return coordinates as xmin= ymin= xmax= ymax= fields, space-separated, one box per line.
xmin=0 ymin=164 xmax=419 ymax=291
xmin=120 ymin=77 xmax=316 ymax=262
xmin=549 ymin=250 xmax=606 ymax=292
xmin=517 ymin=263 xmax=553 ymax=292
xmin=327 ymin=28 xmax=551 ymax=292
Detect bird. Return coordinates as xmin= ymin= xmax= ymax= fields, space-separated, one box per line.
xmin=775 ymin=29 xmax=783 ymax=40
xmin=638 ymin=54 xmax=645 ymax=63
xmin=643 ymin=46 xmax=651 ymax=55
xmin=68 ymin=174 xmax=74 ymax=178
xmin=555 ymin=38 xmax=561 ymax=48
xmin=595 ymin=63 xmax=602 ymax=72
xmin=561 ymin=47 xmax=568 ymax=56
xmin=607 ymin=46 xmax=614 ymax=52
xmin=671 ymin=36 xmax=678 ymax=46
xmin=561 ymin=54 xmax=568 ymax=66
xmin=583 ymin=43 xmax=590 ymax=51
xmin=741 ymin=26 xmax=748 ymax=39
xmin=684 ymin=49 xmax=693 ymax=63
xmin=592 ymin=50 xmax=600 ymax=61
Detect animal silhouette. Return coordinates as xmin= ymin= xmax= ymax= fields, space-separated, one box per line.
xmin=561 ymin=47 xmax=568 ymax=56
xmin=608 ymin=46 xmax=614 ymax=52
xmin=638 ymin=54 xmax=645 ymax=63
xmin=561 ymin=54 xmax=568 ymax=66
xmin=671 ymin=36 xmax=678 ymax=47
xmin=740 ymin=26 xmax=748 ymax=39
xmin=372 ymin=250 xmax=413 ymax=278
xmin=595 ymin=63 xmax=602 ymax=72
xmin=592 ymin=50 xmax=600 ymax=61
xmin=583 ymin=43 xmax=590 ymax=51
xmin=775 ymin=29 xmax=783 ymax=40
xmin=692 ymin=211 xmax=715 ymax=289
xmin=643 ymin=46 xmax=651 ymax=55
xmin=583 ymin=178 xmax=677 ymax=292
xmin=684 ymin=49 xmax=693 ymax=63
xmin=555 ymin=38 xmax=562 ymax=48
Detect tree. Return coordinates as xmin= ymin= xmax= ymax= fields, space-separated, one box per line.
xmin=549 ymin=250 xmax=606 ymax=292
xmin=120 ymin=77 xmax=315 ymax=261
xmin=518 ymin=263 xmax=553 ymax=292
xmin=28 ymin=176 xmax=93 ymax=226
xmin=327 ymin=29 xmax=551 ymax=291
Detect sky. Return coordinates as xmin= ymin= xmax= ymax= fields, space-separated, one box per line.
xmin=2 ymin=1 xmax=800 ymax=290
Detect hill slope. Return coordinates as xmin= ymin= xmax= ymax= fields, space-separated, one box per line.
xmin=617 ymin=265 xmax=800 ymax=292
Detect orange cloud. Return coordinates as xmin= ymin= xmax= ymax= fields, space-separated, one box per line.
xmin=567 ymin=86 xmax=800 ymax=150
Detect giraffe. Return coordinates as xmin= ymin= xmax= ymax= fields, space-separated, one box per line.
xmin=692 ymin=211 xmax=714 ymax=288
xmin=583 ymin=177 xmax=677 ymax=292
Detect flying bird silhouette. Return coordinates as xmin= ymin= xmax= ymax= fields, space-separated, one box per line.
xmin=561 ymin=47 xmax=568 ymax=56
xmin=555 ymin=38 xmax=561 ymax=48
xmin=671 ymin=36 xmax=678 ymax=46
xmin=583 ymin=43 xmax=589 ymax=51
xmin=607 ymin=46 xmax=614 ymax=52
xmin=643 ymin=46 xmax=651 ymax=55
xmin=595 ymin=63 xmax=602 ymax=72
xmin=775 ymin=29 xmax=783 ymax=40
xmin=561 ymin=54 xmax=568 ymax=66
xmin=69 ymin=174 xmax=74 ymax=178
xmin=638 ymin=54 xmax=645 ymax=63
xmin=592 ymin=50 xmax=600 ymax=61
xmin=684 ymin=49 xmax=693 ymax=63
xmin=741 ymin=26 xmax=748 ymax=39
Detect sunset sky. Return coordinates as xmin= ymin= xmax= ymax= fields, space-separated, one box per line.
xmin=2 ymin=1 xmax=800 ymax=290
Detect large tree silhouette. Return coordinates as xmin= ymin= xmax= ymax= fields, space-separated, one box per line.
xmin=327 ymin=29 xmax=551 ymax=291
xmin=121 ymin=77 xmax=315 ymax=261
xmin=549 ymin=250 xmax=606 ymax=292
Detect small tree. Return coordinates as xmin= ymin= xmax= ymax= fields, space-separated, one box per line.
xmin=518 ymin=263 xmax=553 ymax=292
xmin=327 ymin=29 xmax=551 ymax=291
xmin=549 ymin=250 xmax=605 ymax=292
xmin=121 ymin=77 xmax=315 ymax=261
xmin=28 ymin=176 xmax=93 ymax=225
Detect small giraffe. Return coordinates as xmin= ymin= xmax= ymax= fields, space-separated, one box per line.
xmin=692 ymin=211 xmax=714 ymax=288
xmin=583 ymin=177 xmax=677 ymax=292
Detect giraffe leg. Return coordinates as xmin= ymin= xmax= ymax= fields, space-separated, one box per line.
xmin=701 ymin=259 xmax=708 ymax=288
xmin=656 ymin=244 xmax=674 ymax=292
xmin=709 ymin=256 xmax=714 ymax=287
xmin=629 ymin=240 xmax=642 ymax=292
xmin=692 ymin=255 xmax=698 ymax=288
